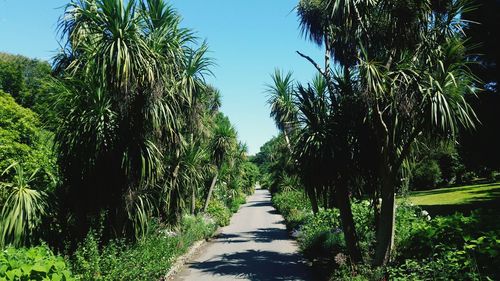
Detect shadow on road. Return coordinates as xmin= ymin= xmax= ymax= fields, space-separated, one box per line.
xmin=243 ymin=228 xmax=290 ymax=243
xmin=188 ymin=249 xmax=310 ymax=281
xmin=247 ymin=201 xmax=273 ymax=208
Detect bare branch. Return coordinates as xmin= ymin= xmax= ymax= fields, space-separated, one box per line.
xmin=296 ymin=51 xmax=325 ymax=76
xmin=296 ymin=50 xmax=338 ymax=106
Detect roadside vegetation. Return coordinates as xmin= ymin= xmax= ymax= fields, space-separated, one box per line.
xmin=0 ymin=0 xmax=258 ymax=280
xmin=256 ymin=0 xmax=500 ymax=279
xmin=1 ymin=0 xmax=499 ymax=280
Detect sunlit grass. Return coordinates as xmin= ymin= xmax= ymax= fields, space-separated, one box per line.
xmin=407 ymin=182 xmax=500 ymax=206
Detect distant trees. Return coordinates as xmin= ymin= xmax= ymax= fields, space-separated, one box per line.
xmin=203 ymin=115 xmax=237 ymax=212
xmin=0 ymin=53 xmax=65 ymax=130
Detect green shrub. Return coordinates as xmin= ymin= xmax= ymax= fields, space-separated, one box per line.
xmin=240 ymin=162 xmax=259 ymax=194
xmin=459 ymin=171 xmax=477 ymax=184
xmin=72 ymin=229 xmax=102 ymax=281
xmin=411 ymin=159 xmax=442 ymax=189
xmin=0 ymin=163 xmax=51 ymax=248
xmin=272 ymin=190 xmax=311 ymax=229
xmin=393 ymin=209 xmax=500 ymax=280
xmin=0 ymin=245 xmax=75 ymax=281
xmin=351 ymin=201 xmax=375 ymax=255
xmin=228 ymin=193 xmax=246 ymax=213
xmin=71 ymin=215 xmax=216 ymax=281
xmin=273 ymin=191 xmax=499 ymax=281
xmin=206 ymin=200 xmax=232 ymax=226
xmin=388 ymin=252 xmax=481 ymax=281
xmin=296 ymin=201 xmax=376 ymax=262
xmin=0 ymin=90 xmax=57 ymax=186
xmin=298 ymin=209 xmax=344 ymax=259
xmin=331 ymin=263 xmax=385 ymax=281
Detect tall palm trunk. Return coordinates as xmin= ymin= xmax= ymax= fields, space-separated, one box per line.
xmin=336 ymin=179 xmax=363 ymax=263
xmin=306 ymin=186 xmax=319 ymax=214
xmin=373 ymin=160 xmax=397 ymax=266
xmin=283 ymin=129 xmax=292 ymax=153
xmin=203 ymin=173 xmax=218 ymax=212
xmin=191 ymin=187 xmax=196 ymax=214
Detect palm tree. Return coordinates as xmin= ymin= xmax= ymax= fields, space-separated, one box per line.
xmin=266 ymin=69 xmax=297 ymax=151
xmin=203 ymin=115 xmax=237 ymax=212
xmin=0 ymin=162 xmax=49 ymax=247
xmin=54 ymin=0 xmax=206 ymax=238
xmin=167 ymin=140 xmax=209 ymax=217
xmin=351 ymin=0 xmax=477 ymax=266
xmin=295 ymin=0 xmax=478 ymax=267
xmin=294 ymin=80 xmax=331 ymax=214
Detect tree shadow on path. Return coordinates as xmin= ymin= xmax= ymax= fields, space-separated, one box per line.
xmin=242 ymin=228 xmax=289 ymax=243
xmin=188 ymin=249 xmax=311 ymax=281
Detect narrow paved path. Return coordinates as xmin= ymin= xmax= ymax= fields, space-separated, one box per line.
xmin=172 ymin=189 xmax=311 ymax=281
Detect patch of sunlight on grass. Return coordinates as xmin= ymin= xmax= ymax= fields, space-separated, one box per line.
xmin=407 ymin=182 xmax=500 ymax=206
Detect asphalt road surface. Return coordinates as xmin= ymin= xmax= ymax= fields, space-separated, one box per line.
xmin=172 ymin=188 xmax=311 ymax=281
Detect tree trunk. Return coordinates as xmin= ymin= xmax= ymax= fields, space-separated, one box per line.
xmin=336 ymin=181 xmax=363 ymax=264
xmin=306 ymin=187 xmax=320 ymax=214
xmin=324 ymin=31 xmax=337 ymax=107
xmin=191 ymin=187 xmax=196 ymax=215
xmin=283 ymin=129 xmax=292 ymax=153
xmin=373 ymin=192 xmax=381 ymax=235
xmin=203 ymin=173 xmax=218 ymax=212
xmin=323 ymin=188 xmax=328 ymax=209
xmin=373 ymin=167 xmax=396 ymax=266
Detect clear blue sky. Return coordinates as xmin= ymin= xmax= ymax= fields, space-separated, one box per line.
xmin=0 ymin=0 xmax=324 ymax=154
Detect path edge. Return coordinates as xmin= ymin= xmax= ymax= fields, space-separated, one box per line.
xmin=162 ymin=229 xmax=219 ymax=281
xmin=161 ymin=189 xmax=257 ymax=280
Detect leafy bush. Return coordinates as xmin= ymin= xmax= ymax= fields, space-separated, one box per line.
xmin=0 ymin=53 xmax=66 ymax=129
xmin=456 ymin=170 xmax=477 ymax=184
xmin=0 ymin=92 xmax=56 ymax=247
xmin=0 ymin=90 xmax=57 ymax=183
xmin=206 ymin=200 xmax=232 ymax=227
xmin=273 ymin=190 xmax=499 ymax=280
xmin=411 ymin=159 xmax=442 ymax=189
xmin=72 ymin=215 xmax=216 ymax=281
xmin=272 ymin=190 xmax=311 ymax=229
xmin=240 ymin=162 xmax=259 ymax=194
xmin=228 ymin=193 xmax=246 ymax=213
xmin=297 ymin=201 xmax=376 ymax=262
xmin=393 ymin=209 xmax=500 ymax=280
xmin=298 ymin=208 xmax=344 ymax=259
xmin=0 ymin=245 xmax=75 ymax=281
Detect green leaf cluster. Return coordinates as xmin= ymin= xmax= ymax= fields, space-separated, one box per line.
xmin=0 ymin=245 xmax=75 ymax=281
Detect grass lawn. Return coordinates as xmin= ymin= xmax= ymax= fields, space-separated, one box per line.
xmin=405 ymin=182 xmax=500 ymax=215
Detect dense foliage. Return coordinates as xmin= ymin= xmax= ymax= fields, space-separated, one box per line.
xmin=259 ymin=0 xmax=499 ymax=278
xmin=273 ymin=189 xmax=499 ymax=280
xmin=1 ymin=0 xmax=498 ymax=279
xmin=71 ymin=215 xmax=216 ymax=281
xmin=0 ymin=0 xmax=258 ymax=279
xmin=0 ymin=90 xmax=56 ymax=182
xmin=0 ymin=53 xmax=66 ymax=130
xmin=0 ymin=246 xmax=75 ymax=281
xmin=49 ymin=0 xmax=257 ymax=245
